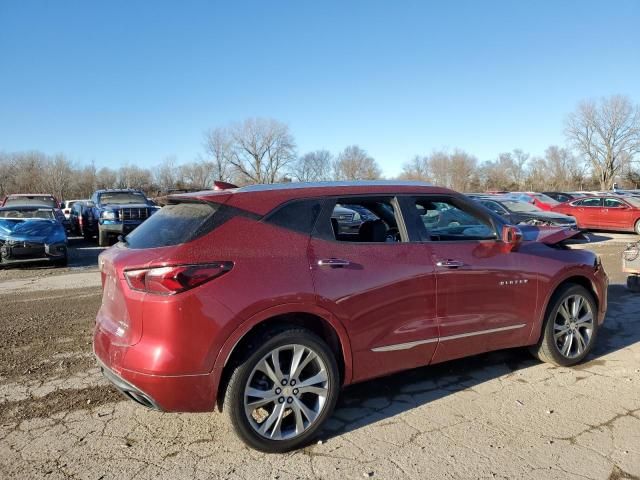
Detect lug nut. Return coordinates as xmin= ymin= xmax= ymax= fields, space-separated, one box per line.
xmin=287 ymin=397 xmax=293 ymax=404
xmin=290 ymin=379 xmax=296 ymax=386
xmin=293 ymin=388 xmax=299 ymax=395
xmin=281 ymin=379 xmax=288 ymax=386
xmin=278 ymin=397 xmax=284 ymax=403
xmin=275 ymin=388 xmax=281 ymax=394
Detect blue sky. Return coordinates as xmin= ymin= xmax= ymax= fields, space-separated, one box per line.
xmin=1 ymin=0 xmax=639 ymax=177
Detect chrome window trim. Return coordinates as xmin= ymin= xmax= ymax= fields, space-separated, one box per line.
xmin=371 ymin=323 xmax=527 ymax=352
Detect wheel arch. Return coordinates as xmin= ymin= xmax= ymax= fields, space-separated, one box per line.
xmin=212 ymin=304 xmax=352 ymax=411
xmin=528 ymin=272 xmax=600 ymax=345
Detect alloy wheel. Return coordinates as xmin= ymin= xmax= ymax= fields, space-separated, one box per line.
xmin=243 ymin=344 xmax=329 ymax=441
xmin=553 ymin=294 xmax=594 ymax=359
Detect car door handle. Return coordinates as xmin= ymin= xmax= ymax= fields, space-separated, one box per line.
xmin=317 ymin=258 xmax=350 ymax=268
xmin=436 ymin=259 xmax=464 ymax=269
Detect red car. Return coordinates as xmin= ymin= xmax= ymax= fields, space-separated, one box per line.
xmin=552 ymin=195 xmax=640 ymax=234
xmin=94 ymin=181 xmax=608 ymax=452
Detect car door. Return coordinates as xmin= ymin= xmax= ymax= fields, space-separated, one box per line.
xmin=308 ymin=196 xmax=438 ymax=384
xmin=572 ymin=197 xmax=603 ymax=228
xmin=405 ymin=195 xmax=538 ymax=364
xmin=601 ymin=198 xmax=632 ymax=230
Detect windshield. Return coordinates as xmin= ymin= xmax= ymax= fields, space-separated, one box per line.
xmin=0 ymin=208 xmax=55 ymax=219
xmin=501 ymin=200 xmax=544 ymax=213
xmin=99 ymin=192 xmax=147 ymax=205
xmin=5 ymin=196 xmax=57 ymax=207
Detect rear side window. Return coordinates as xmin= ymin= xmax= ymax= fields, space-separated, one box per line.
xmin=125 ymin=202 xmax=219 ymax=249
xmin=265 ymin=199 xmax=322 ymax=234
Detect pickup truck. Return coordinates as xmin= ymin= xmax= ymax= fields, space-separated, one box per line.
xmin=88 ymin=189 xmax=158 ymax=246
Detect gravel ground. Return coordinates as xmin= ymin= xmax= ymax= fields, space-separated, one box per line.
xmin=0 ymin=233 xmax=639 ymax=479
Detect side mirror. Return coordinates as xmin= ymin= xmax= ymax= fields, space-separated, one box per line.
xmin=502 ymin=225 xmax=523 ymax=251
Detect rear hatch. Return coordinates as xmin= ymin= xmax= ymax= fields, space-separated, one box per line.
xmin=97 ymin=195 xmax=232 ymax=346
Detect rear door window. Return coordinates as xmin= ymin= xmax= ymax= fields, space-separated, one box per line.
xmin=125 ymin=202 xmax=219 ymax=249
xmin=575 ymin=198 xmax=603 ymax=207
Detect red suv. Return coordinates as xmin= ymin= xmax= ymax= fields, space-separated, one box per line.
xmin=94 ymin=181 xmax=608 ymax=452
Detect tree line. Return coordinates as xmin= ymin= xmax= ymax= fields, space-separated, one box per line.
xmin=1 ymin=95 xmax=639 ymax=200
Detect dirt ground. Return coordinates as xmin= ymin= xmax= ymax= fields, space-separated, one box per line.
xmin=0 ymin=234 xmax=639 ymax=479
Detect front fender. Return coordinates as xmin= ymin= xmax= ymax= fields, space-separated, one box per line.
xmin=526 ymin=263 xmax=604 ymax=345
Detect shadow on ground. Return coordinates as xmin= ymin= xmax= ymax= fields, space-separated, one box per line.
xmin=319 ymin=284 xmax=640 ymax=440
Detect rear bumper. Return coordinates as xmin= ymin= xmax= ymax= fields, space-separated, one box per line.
xmin=93 ymin=325 xmax=218 ymax=412
xmin=97 ymin=357 xmax=162 ymax=410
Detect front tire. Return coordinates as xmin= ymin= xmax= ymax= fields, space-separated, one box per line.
xmin=530 ymin=284 xmax=598 ymax=366
xmin=223 ymin=327 xmax=339 ymax=453
xmin=634 ymin=219 xmax=640 ymax=235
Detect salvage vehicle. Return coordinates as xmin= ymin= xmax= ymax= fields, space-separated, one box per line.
xmin=61 ymin=199 xmax=86 ymax=220
xmin=552 ymin=195 xmax=640 ymax=234
xmin=0 ymin=205 xmax=68 ymax=267
xmin=94 ymin=181 xmax=608 ymax=452
xmin=88 ymin=189 xmax=157 ymax=246
xmin=509 ymin=192 xmax=560 ymax=211
xmin=2 ymin=194 xmax=71 ymax=233
xmin=470 ymin=195 xmax=577 ymax=227
xmin=69 ymin=200 xmax=97 ymax=240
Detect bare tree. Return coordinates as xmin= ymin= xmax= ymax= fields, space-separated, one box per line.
xmin=333 ymin=145 xmax=382 ymax=180
xmin=565 ymin=95 xmax=640 ymax=189
xmin=449 ymin=150 xmax=478 ymax=191
xmin=541 ymin=146 xmax=585 ymax=190
xmin=42 ymin=154 xmax=74 ymax=200
xmin=116 ymin=165 xmax=153 ymax=190
xmin=155 ymin=156 xmax=178 ymax=192
xmin=399 ymin=155 xmax=430 ymax=181
xmin=179 ymin=159 xmax=216 ymax=189
xmin=293 ymin=150 xmax=333 ymax=182
xmin=203 ymin=128 xmax=233 ymax=182
xmin=227 ymin=118 xmax=296 ymax=184
xmin=95 ymin=167 xmax=117 ymax=189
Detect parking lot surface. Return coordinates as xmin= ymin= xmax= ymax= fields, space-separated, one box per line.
xmin=1 ymin=235 xmax=639 ymax=479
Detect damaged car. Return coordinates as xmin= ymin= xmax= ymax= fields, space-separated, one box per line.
xmin=94 ymin=181 xmax=607 ymax=452
xmin=0 ymin=205 xmax=68 ymax=267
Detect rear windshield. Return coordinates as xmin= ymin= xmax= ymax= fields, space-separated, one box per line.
xmin=5 ymin=196 xmax=57 ymax=207
xmin=99 ymin=192 xmax=147 ymax=205
xmin=125 ymin=202 xmax=218 ymax=249
xmin=0 ymin=208 xmax=55 ymax=219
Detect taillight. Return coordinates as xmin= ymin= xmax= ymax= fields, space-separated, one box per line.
xmin=124 ymin=263 xmax=233 ymax=295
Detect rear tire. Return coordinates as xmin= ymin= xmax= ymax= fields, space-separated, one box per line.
xmin=529 ymin=284 xmax=598 ymax=366
xmin=223 ymin=327 xmax=339 ymax=453
xmin=98 ymin=228 xmax=109 ymax=247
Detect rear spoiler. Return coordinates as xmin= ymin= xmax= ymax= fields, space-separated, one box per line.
xmin=213 ymin=181 xmax=238 ymax=190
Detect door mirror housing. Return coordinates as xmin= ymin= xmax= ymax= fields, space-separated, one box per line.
xmin=502 ymin=225 xmax=523 ymax=251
